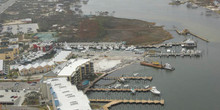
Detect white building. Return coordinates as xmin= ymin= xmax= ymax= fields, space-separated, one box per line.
xmin=0 ymin=60 xmax=3 ymax=74
xmin=41 ymin=78 xmax=91 ymax=110
xmin=57 ymin=59 xmax=94 ymax=86
xmin=52 ymin=51 xmax=72 ymax=63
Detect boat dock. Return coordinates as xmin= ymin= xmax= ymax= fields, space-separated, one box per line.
xmin=175 ymin=29 xmax=209 ymax=42
xmin=87 ymin=88 xmax=152 ymax=92
xmin=188 ymin=31 xmax=209 ymax=42
xmin=84 ymin=73 xmax=108 ymax=93
xmin=103 ymin=76 xmax=153 ymax=81
xmin=147 ymin=52 xmax=201 ymax=57
xmin=137 ymin=42 xmax=182 ymax=48
xmin=89 ymin=99 xmax=164 ymax=110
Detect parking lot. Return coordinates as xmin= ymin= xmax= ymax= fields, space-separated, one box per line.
xmin=0 ymin=82 xmax=40 ymax=91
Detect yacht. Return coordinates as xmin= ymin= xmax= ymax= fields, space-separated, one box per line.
xmin=145 ymin=85 xmax=150 ymax=89
xmin=133 ymin=73 xmax=139 ymax=76
xmin=119 ymin=77 xmax=125 ymax=82
xmin=121 ymin=45 xmax=126 ymax=50
xmin=63 ymin=42 xmax=72 ymax=50
xmin=163 ymin=63 xmax=175 ymax=71
xmin=130 ymin=88 xmax=136 ymax=94
xmin=114 ymin=84 xmax=121 ymax=89
xmin=124 ymin=84 xmax=129 ymax=87
xmin=77 ymin=45 xmax=84 ymax=50
xmin=150 ymin=86 xmax=160 ymax=95
xmin=96 ymin=45 xmax=101 ymax=50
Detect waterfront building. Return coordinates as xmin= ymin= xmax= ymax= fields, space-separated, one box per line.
xmin=57 ymin=59 xmax=94 ymax=86
xmin=40 ymin=78 xmax=91 ymax=110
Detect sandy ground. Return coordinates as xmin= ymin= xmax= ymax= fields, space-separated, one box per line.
xmin=94 ymin=59 xmax=121 ymax=72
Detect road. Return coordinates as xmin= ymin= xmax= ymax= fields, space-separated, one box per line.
xmin=0 ymin=0 xmax=16 ymax=14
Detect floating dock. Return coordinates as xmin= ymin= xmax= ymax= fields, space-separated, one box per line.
xmin=147 ymin=52 xmax=201 ymax=57
xmin=87 ymin=88 xmax=152 ymax=92
xmin=90 ymin=99 xmax=165 ymax=110
xmin=103 ymin=76 xmax=153 ymax=81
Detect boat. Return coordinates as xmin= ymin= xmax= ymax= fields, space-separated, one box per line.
xmin=181 ymin=39 xmax=197 ymax=48
xmin=133 ymin=73 xmax=139 ymax=76
xmin=150 ymin=86 xmax=160 ymax=95
xmin=130 ymin=88 xmax=136 ymax=94
xmin=114 ymin=84 xmax=121 ymax=89
xmin=63 ymin=42 xmax=72 ymax=50
xmin=145 ymin=85 xmax=149 ymax=89
xmin=140 ymin=61 xmax=163 ymax=69
xmin=163 ymin=63 xmax=175 ymax=71
xmin=119 ymin=77 xmax=125 ymax=82
xmin=96 ymin=45 xmax=101 ymax=50
xmin=124 ymin=84 xmax=129 ymax=87
xmin=120 ymin=45 xmax=126 ymax=50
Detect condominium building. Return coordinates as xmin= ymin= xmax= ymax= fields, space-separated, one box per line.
xmin=57 ymin=59 xmax=94 ymax=86
xmin=41 ymin=78 xmax=91 ymax=110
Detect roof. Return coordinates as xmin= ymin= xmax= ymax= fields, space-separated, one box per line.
xmin=44 ymin=78 xmax=91 ymax=110
xmin=58 ymin=59 xmax=90 ymax=77
xmin=18 ymin=61 xmax=55 ymax=71
xmin=52 ymin=51 xmax=72 ymax=62
xmin=0 ymin=60 xmax=3 ymax=71
xmin=184 ymin=39 xmax=195 ymax=44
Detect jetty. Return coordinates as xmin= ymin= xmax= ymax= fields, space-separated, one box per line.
xmin=103 ymin=76 xmax=153 ymax=81
xmin=175 ymin=29 xmax=209 ymax=42
xmin=89 ymin=99 xmax=164 ymax=110
xmin=87 ymin=88 xmax=152 ymax=92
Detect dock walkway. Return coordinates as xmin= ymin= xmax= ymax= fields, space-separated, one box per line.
xmin=147 ymin=52 xmax=201 ymax=57
xmin=103 ymin=76 xmax=153 ymax=81
xmin=89 ymin=99 xmax=164 ymax=110
xmin=87 ymin=88 xmax=152 ymax=92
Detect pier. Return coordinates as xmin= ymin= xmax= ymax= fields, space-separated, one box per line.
xmin=89 ymin=99 xmax=165 ymax=110
xmin=147 ymin=52 xmax=201 ymax=57
xmin=175 ymin=29 xmax=209 ymax=42
xmin=103 ymin=76 xmax=153 ymax=81
xmin=87 ymin=88 xmax=152 ymax=92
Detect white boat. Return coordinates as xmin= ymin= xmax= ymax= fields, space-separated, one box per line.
xmin=133 ymin=73 xmax=139 ymax=76
xmin=124 ymin=84 xmax=129 ymax=87
xmin=150 ymin=86 xmax=160 ymax=95
xmin=114 ymin=84 xmax=121 ymax=89
xmin=121 ymin=45 xmax=126 ymax=50
xmin=77 ymin=45 xmax=84 ymax=50
xmin=114 ymin=45 xmax=120 ymax=50
xmin=119 ymin=77 xmax=125 ymax=82
xmin=108 ymin=46 xmax=113 ymax=50
xmin=130 ymin=88 xmax=136 ymax=94
xmin=96 ymin=45 xmax=101 ymax=50
xmin=63 ymin=42 xmax=72 ymax=50
xmin=145 ymin=85 xmax=149 ymax=89
xmin=163 ymin=63 xmax=175 ymax=71
xmin=102 ymin=45 xmax=107 ymax=50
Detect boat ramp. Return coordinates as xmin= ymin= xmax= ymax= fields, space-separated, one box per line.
xmin=90 ymin=99 xmax=164 ymax=110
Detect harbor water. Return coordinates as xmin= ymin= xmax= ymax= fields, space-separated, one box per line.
xmin=82 ymin=0 xmax=220 ymax=110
